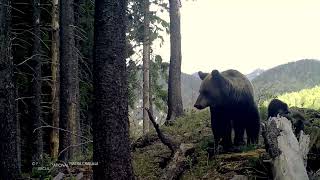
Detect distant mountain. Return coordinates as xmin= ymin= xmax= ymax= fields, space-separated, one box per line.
xmin=181 ymin=72 xmax=201 ymax=109
xmin=184 ymin=59 xmax=320 ymax=104
xmin=131 ymin=59 xmax=320 ymax=123
xmin=191 ymin=72 xmax=201 ymax=79
xmin=252 ymin=59 xmax=320 ymax=101
xmin=129 ymin=71 xmax=201 ymax=124
xmin=246 ymin=68 xmax=265 ymax=81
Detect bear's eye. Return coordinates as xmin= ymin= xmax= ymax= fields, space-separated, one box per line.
xmin=202 ymin=90 xmax=210 ymax=97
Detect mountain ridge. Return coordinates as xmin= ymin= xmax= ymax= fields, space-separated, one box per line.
xmin=252 ymin=59 xmax=320 ymax=101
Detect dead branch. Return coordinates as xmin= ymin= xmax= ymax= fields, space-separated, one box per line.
xmin=145 ymin=108 xmax=178 ymax=155
xmin=58 ymin=141 xmax=92 ymax=158
xmin=131 ymin=133 xmax=159 ymax=151
xmin=145 ymin=108 xmax=196 ymax=180
xmin=33 ymin=125 xmax=92 ymax=141
xmin=160 ymin=143 xmax=196 ymax=180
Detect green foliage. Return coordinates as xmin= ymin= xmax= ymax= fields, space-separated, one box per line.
xmin=163 ymin=110 xmax=210 ymax=137
xmin=80 ymin=80 xmax=93 ymax=112
xmin=197 ymin=135 xmax=214 ymax=153
xmin=31 ymin=154 xmax=53 ymax=179
xmin=263 ymin=86 xmax=320 ymax=110
xmin=128 ymin=60 xmax=140 ymax=108
xmin=79 ymin=0 xmax=94 ymax=60
xmin=133 ymin=110 xmax=212 ymax=179
xmin=127 ymin=0 xmax=169 ymax=45
xmin=238 ymin=144 xmax=258 ymax=152
xmin=133 ymin=143 xmax=169 ymax=179
xmin=150 ymin=55 xmax=169 ymax=111
xmin=126 ymin=0 xmax=170 ymax=111
xmin=259 ymin=105 xmax=268 ymax=121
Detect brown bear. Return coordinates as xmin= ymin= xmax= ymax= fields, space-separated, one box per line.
xmin=267 ymin=99 xmax=307 ymax=138
xmin=194 ymin=69 xmax=260 ymax=151
xmin=267 ymin=98 xmax=290 ymax=118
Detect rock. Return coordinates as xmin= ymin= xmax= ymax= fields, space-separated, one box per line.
xmin=76 ymin=172 xmax=83 ymax=180
xmin=53 ymin=172 xmax=65 ymax=180
xmin=179 ymin=143 xmax=195 ymax=156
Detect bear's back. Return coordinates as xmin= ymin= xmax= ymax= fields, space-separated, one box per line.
xmin=221 ymin=69 xmax=254 ymax=99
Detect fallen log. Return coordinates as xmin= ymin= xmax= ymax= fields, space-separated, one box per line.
xmin=160 ymin=143 xmax=196 ymax=180
xmin=145 ymin=108 xmax=196 ymax=180
xmin=217 ymin=149 xmax=266 ymax=161
xmin=131 ymin=133 xmax=159 ymax=151
xmin=262 ymin=116 xmax=310 ymax=180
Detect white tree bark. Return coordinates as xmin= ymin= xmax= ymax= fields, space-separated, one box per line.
xmin=263 ymin=116 xmax=310 ymax=180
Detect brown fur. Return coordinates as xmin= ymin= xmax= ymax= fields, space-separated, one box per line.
xmin=194 ymin=69 xmax=260 ymax=151
xmin=267 ymin=99 xmax=307 ymax=137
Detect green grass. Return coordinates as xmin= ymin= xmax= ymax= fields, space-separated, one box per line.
xmin=132 ymin=110 xmax=212 ymax=179
xmin=132 ymin=110 xmax=268 ymax=179
xmin=263 ymin=86 xmax=320 ymax=110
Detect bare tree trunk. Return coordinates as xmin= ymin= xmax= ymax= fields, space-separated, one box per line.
xmin=0 ymin=0 xmax=21 ymax=178
xmin=74 ymin=0 xmax=82 ymax=154
xmin=92 ymin=0 xmax=134 ymax=179
xmin=149 ymin=65 xmax=154 ymax=117
xmin=31 ymin=0 xmax=43 ymax=162
xmin=59 ymin=0 xmax=80 ymax=161
xmin=50 ymin=0 xmax=60 ymax=160
xmin=166 ymin=0 xmax=183 ymax=122
xmin=143 ymin=0 xmax=151 ymax=134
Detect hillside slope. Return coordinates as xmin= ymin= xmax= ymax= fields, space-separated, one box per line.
xmin=246 ymin=68 xmax=265 ymax=81
xmin=132 ymin=108 xmax=320 ymax=179
xmin=131 ymin=59 xmax=320 ymax=125
xmin=252 ymin=59 xmax=320 ymax=100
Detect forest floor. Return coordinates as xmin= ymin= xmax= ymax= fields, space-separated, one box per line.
xmin=132 ymin=108 xmax=320 ymax=180
xmin=30 ymin=108 xmax=320 ymax=179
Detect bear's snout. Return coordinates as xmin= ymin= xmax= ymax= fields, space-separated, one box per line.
xmin=194 ymin=104 xmax=204 ymax=110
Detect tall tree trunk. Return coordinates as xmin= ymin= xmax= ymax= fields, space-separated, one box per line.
xmin=149 ymin=65 xmax=154 ymax=117
xmin=92 ymin=0 xmax=134 ymax=179
xmin=31 ymin=0 xmax=43 ymax=162
xmin=59 ymin=0 xmax=80 ymax=161
xmin=143 ymin=0 xmax=151 ymax=134
xmin=74 ymin=0 xmax=83 ymax=153
xmin=0 ymin=0 xmax=21 ymax=178
xmin=50 ymin=0 xmax=60 ymax=160
xmin=166 ymin=0 xmax=183 ymax=122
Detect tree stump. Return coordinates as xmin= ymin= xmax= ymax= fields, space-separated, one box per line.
xmin=262 ymin=116 xmax=310 ymax=180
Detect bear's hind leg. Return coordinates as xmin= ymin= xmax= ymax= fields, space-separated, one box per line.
xmin=246 ymin=105 xmax=260 ymax=145
xmin=233 ymin=120 xmax=245 ymax=146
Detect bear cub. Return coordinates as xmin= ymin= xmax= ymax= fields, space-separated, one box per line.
xmin=267 ymin=98 xmax=308 ymax=138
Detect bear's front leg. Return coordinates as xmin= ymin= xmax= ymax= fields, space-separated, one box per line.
xmin=221 ymin=120 xmax=233 ymax=152
xmin=210 ymin=112 xmax=225 ymax=155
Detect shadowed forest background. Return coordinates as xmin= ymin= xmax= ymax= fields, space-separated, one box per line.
xmin=1 ymin=0 xmax=320 ymax=179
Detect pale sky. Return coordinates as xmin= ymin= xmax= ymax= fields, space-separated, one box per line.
xmin=154 ymin=0 xmax=320 ymax=74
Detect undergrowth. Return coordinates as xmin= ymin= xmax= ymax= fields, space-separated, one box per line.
xmin=132 ymin=109 xmax=268 ymax=179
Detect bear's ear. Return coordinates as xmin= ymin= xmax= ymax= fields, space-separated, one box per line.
xmin=211 ymin=70 xmax=220 ymax=77
xmin=211 ymin=70 xmax=224 ymax=83
xmin=198 ymin=71 xmax=208 ymax=80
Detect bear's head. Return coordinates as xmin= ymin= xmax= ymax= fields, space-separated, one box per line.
xmin=194 ymin=70 xmax=226 ymax=110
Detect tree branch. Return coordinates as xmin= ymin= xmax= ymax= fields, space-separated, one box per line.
xmin=33 ymin=125 xmax=92 ymax=141
xmin=145 ymin=108 xmax=178 ymax=155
